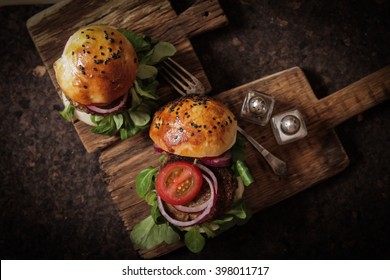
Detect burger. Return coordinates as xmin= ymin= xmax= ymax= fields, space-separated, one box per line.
xmin=131 ymin=95 xmax=254 ymax=253
xmin=53 ymin=25 xmax=176 ymax=139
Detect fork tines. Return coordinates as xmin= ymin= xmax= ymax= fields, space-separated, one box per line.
xmin=160 ymin=58 xmax=205 ymax=96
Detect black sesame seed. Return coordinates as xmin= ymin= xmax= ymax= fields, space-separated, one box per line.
xmin=108 ymin=47 xmax=112 ymax=52
xmin=101 ymin=71 xmax=105 ymax=74
xmin=87 ymin=51 xmax=91 ymax=54
xmin=82 ymin=44 xmax=85 ymax=47
xmin=99 ymin=46 xmax=103 ymax=49
xmin=208 ymin=130 xmax=212 ymax=134
xmin=71 ymin=51 xmax=74 ymax=55
xmin=213 ymin=126 xmax=217 ymax=129
xmin=93 ymin=67 xmax=98 ymax=71
xmin=179 ymin=128 xmax=184 ymax=132
xmin=101 ymin=52 xmax=105 ymax=56
xmin=86 ymin=34 xmax=90 ymax=39
xmin=191 ymin=133 xmax=195 ymax=136
xmin=83 ymin=85 xmax=88 ymax=89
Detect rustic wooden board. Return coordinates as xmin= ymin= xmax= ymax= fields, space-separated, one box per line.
xmin=27 ymin=0 xmax=390 ymax=259
xmin=99 ymin=65 xmax=390 ymax=258
xmin=27 ymin=0 xmax=228 ymax=152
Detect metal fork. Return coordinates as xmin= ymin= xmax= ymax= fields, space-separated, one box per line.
xmin=161 ymin=58 xmax=287 ymax=176
xmin=160 ymin=58 xmax=205 ymax=95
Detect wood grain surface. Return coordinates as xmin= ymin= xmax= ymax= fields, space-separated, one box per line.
xmin=27 ymin=0 xmax=228 ymax=152
xmin=27 ymin=0 xmax=390 ymax=259
xmin=99 ymin=66 xmax=390 ymax=258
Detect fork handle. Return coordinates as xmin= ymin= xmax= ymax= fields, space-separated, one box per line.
xmin=237 ymin=126 xmax=288 ymax=176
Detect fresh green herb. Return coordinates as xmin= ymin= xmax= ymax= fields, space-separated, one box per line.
xmin=151 ymin=201 xmax=163 ymax=224
xmin=159 ymin=153 xmax=167 ymax=163
xmin=184 ymin=227 xmax=206 ymax=253
xmin=211 ymin=200 xmax=251 ymax=230
xmin=134 ymin=79 xmax=159 ymax=100
xmin=144 ymin=190 xmax=157 ymax=206
xmin=129 ymin=109 xmax=151 ymax=127
xmin=135 ymin=167 xmax=158 ymax=198
xmin=136 ymin=64 xmax=158 ymax=80
xmin=130 ymin=216 xmax=180 ymax=250
xmin=145 ymin=42 xmax=177 ymax=65
xmin=59 ymin=103 xmax=75 ymax=122
xmin=235 ymin=160 xmax=254 ymax=186
xmin=230 ymin=135 xmax=246 ymax=162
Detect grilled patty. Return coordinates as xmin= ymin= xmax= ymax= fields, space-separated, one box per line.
xmin=160 ymin=154 xmax=238 ymax=223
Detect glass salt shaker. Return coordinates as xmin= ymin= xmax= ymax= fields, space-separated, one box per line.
xmin=240 ymin=89 xmax=275 ymax=126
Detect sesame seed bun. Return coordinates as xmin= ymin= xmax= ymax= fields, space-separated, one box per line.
xmin=53 ymin=25 xmax=138 ymax=106
xmin=150 ymin=95 xmax=237 ymax=157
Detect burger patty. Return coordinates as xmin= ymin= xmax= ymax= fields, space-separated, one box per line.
xmin=160 ymin=154 xmax=238 ymax=223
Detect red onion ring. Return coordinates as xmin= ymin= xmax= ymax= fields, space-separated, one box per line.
xmin=173 ymin=174 xmax=216 ymax=213
xmin=196 ymin=163 xmax=218 ymax=195
xmin=153 ymin=143 xmax=165 ymax=153
xmin=157 ymin=174 xmax=215 ymax=227
xmin=86 ymin=92 xmax=128 ymax=115
xmin=200 ymin=151 xmax=232 ymax=167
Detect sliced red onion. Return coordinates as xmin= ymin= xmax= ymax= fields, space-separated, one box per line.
xmin=153 ymin=143 xmax=165 ymax=153
xmin=200 ymin=151 xmax=232 ymax=167
xmin=173 ymin=175 xmax=216 ymax=213
xmin=86 ymin=92 xmax=128 ymax=115
xmin=157 ymin=174 xmax=215 ymax=227
xmin=196 ymin=163 xmax=218 ymax=195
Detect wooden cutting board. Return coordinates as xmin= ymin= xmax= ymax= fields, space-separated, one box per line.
xmin=27 ymin=0 xmax=390 ymax=259
xmin=99 ymin=65 xmax=389 ymax=258
xmin=27 ymin=0 xmax=228 ymax=152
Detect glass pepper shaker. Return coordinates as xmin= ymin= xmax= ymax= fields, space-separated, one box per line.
xmin=271 ymin=109 xmax=308 ymax=145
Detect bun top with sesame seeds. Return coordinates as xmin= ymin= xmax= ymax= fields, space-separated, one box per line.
xmin=53 ymin=25 xmax=138 ymax=106
xmin=149 ymin=95 xmax=237 ymax=157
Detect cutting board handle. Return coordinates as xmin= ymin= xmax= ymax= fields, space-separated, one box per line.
xmin=312 ymin=65 xmax=390 ymax=130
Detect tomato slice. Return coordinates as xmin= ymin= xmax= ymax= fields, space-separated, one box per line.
xmin=156 ymin=161 xmax=203 ymax=205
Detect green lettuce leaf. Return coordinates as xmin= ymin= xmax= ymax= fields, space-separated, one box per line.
xmin=184 ymin=227 xmax=205 ymax=253
xmin=130 ymin=216 xmax=180 ymax=250
xmin=135 ymin=167 xmax=158 ymax=198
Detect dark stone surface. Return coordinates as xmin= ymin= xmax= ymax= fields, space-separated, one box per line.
xmin=0 ymin=0 xmax=389 ymax=260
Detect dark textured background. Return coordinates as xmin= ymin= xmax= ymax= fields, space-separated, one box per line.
xmin=0 ymin=0 xmax=389 ymax=260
